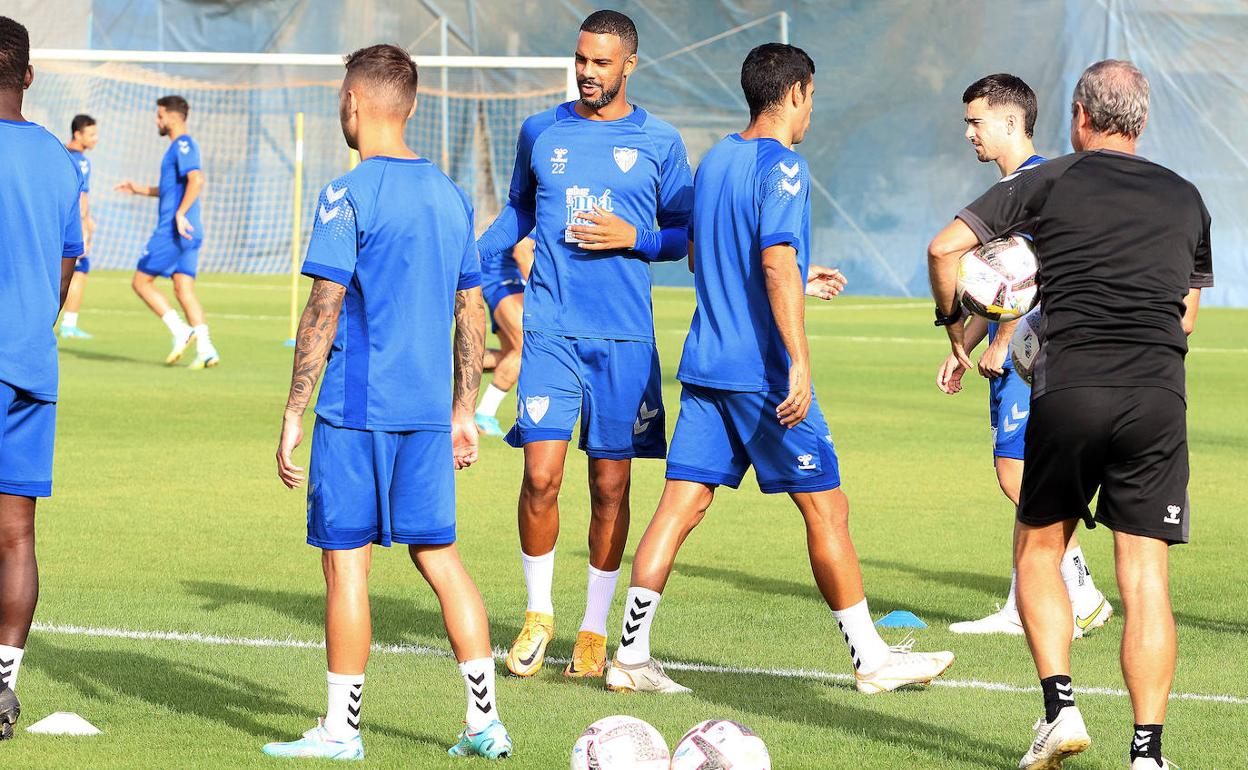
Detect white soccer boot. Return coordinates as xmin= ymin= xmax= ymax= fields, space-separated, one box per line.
xmin=604 ymin=658 xmax=691 ymax=694
xmin=1018 ymin=706 xmax=1091 ymax=770
xmin=1131 ymin=757 xmax=1177 ymax=769
xmin=1071 ymin=592 xmax=1113 ymax=639
xmin=166 ymin=327 xmax=196 ymax=365
xmin=854 ymin=637 xmax=955 ymax=694
xmin=950 ymin=606 xmax=1025 ymax=635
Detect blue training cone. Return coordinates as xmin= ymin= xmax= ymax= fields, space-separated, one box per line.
xmin=875 ymin=610 xmax=928 ymax=629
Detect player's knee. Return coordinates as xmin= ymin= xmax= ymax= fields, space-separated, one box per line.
xmin=588 ymin=475 xmax=629 ymax=514
xmin=522 ymin=466 xmax=563 ymax=501
xmin=130 ymin=273 xmax=149 ymax=294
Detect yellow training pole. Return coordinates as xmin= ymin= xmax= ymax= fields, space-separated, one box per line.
xmin=286 ymin=112 xmax=305 ymax=346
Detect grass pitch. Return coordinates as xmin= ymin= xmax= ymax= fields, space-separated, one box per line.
xmin=7 ymin=271 xmax=1246 ymax=768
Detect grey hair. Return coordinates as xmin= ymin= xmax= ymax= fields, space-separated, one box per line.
xmin=1071 ymin=59 xmax=1150 ymax=138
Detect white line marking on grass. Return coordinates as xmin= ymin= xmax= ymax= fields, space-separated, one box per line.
xmin=86 ymin=307 xmax=286 ymax=322
xmin=32 ymin=622 xmax=1247 ymax=706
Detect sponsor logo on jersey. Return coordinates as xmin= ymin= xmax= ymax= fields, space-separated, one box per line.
xmin=1163 ymin=504 xmax=1182 ymax=525
xmin=550 ymin=147 xmax=568 ymax=174
xmin=613 ymin=146 xmax=638 ymax=173
xmin=564 ymin=186 xmax=614 ymax=243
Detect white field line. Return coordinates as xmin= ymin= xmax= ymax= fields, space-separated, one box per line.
xmin=31 ymin=621 xmax=1248 ymax=707
xmin=86 ymin=307 xmax=286 ymax=322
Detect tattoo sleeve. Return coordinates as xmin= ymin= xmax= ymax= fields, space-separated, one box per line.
xmin=285 ymin=279 xmax=346 ymax=415
xmin=453 ymin=286 xmax=486 ymax=414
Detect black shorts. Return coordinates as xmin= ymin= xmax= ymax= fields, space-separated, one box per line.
xmin=1018 ymin=386 xmax=1190 ymax=544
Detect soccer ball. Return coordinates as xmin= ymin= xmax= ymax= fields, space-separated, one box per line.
xmin=956 ymin=234 xmax=1038 ymax=321
xmin=670 ymin=720 xmax=771 ymax=770
xmin=1009 ymin=304 xmax=1043 ymax=385
xmin=570 ymin=715 xmax=670 ymax=770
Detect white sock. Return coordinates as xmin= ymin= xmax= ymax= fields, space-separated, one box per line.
xmin=161 ymin=309 xmax=188 ymax=335
xmin=193 ymin=324 xmax=214 ymax=355
xmin=0 ymin=645 xmax=24 ymax=691
xmin=476 ymin=384 xmax=508 ymax=418
xmin=1003 ymin=569 xmax=1021 ymax=620
xmin=324 ymin=671 xmax=364 ymax=741
xmin=1062 ymin=546 xmax=1102 ymax=611
xmin=459 ymin=657 xmax=498 ymax=731
xmin=62 ymin=311 xmax=79 ymax=328
xmin=579 ymin=565 xmax=620 ymax=636
xmin=615 ymin=586 xmax=660 ymax=666
xmin=831 ymin=598 xmax=890 ymax=674
xmin=521 ymin=549 xmax=555 ymax=615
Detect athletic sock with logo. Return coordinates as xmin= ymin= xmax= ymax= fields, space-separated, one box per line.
xmin=579 ymin=564 xmax=620 ymax=637
xmin=1062 ymin=546 xmax=1102 ymax=617
xmin=459 ymin=658 xmax=498 ymax=731
xmin=476 ymin=384 xmax=508 ymax=418
xmin=324 ymin=672 xmax=364 ymax=741
xmin=615 ymin=587 xmax=660 ymax=666
xmin=521 ymin=549 xmax=555 ymax=615
xmin=831 ymin=599 xmax=890 ymax=674
xmin=1130 ymin=724 xmax=1164 ymax=765
xmin=0 ymin=645 xmax=24 ymax=691
xmin=1040 ymin=674 xmax=1075 ymax=723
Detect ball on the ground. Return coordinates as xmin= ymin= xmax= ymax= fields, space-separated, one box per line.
xmin=670 ymin=719 xmax=771 ymax=770
xmin=570 ymin=715 xmax=670 ymax=770
xmin=956 ymin=234 xmax=1038 ymax=321
xmin=1009 ymin=304 xmax=1043 ymax=385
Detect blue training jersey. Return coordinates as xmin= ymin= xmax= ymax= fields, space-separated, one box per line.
xmin=677 ymin=134 xmax=812 ymax=392
xmin=301 ymin=156 xmax=482 ymax=432
xmin=480 ymin=101 xmax=693 ymax=342
xmin=67 ymin=149 xmax=91 ymax=193
xmin=986 ymin=154 xmax=1047 ymax=365
xmin=0 ymin=120 xmax=85 ymax=401
xmin=157 ymin=134 xmax=202 ymax=242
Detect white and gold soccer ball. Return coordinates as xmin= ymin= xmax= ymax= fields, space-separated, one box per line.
xmin=1009 ymin=304 xmax=1043 ymax=385
xmin=956 ymin=234 xmax=1038 ymax=321
xmin=570 ymin=715 xmax=670 ymax=770
xmin=670 ymin=719 xmax=771 ymax=770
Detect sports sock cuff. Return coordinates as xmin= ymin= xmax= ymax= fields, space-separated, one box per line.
xmin=458 ymin=658 xmax=493 ymax=677
xmin=521 ymin=548 xmax=555 ymax=564
xmin=1040 ymin=674 xmax=1075 ymax=722
xmin=830 ymin=597 xmax=869 ymax=620
xmin=588 ymin=565 xmax=620 ymax=579
xmin=327 ymin=671 xmax=365 ymax=685
xmin=1131 ymin=724 xmax=1163 ymax=761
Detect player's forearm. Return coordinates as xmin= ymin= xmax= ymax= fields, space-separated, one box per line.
xmin=1182 ymin=287 xmax=1201 ymax=336
xmin=963 ymin=314 xmax=991 ymax=352
xmin=452 ymin=287 xmax=487 ymax=414
xmin=928 ymin=219 xmax=980 ymax=314
xmin=632 ymin=225 xmax=689 ymax=263
xmin=59 ymin=258 xmax=75 ymax=309
xmin=762 ymin=246 xmax=810 ymax=368
xmin=176 ymin=174 xmax=204 ymax=216
xmin=513 ymin=237 xmax=535 ymax=280
xmin=477 ymin=204 xmax=536 ymax=261
xmin=285 ymin=280 xmax=345 ymax=416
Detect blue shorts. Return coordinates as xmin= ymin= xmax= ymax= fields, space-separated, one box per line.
xmin=0 ymin=382 xmax=56 ymax=498
xmin=666 ymin=384 xmax=841 ymax=494
xmin=137 ymin=233 xmax=201 ymax=278
xmin=483 ymin=275 xmax=524 ymax=334
xmin=505 ymin=331 xmax=666 ymax=460
xmin=990 ymin=368 xmax=1030 ymax=461
xmin=307 ymin=418 xmax=456 ymax=550
xmin=74 ymin=257 xmax=90 ymax=274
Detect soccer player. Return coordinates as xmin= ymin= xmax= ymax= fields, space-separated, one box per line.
xmin=603 ymin=43 xmax=954 ymax=696
xmin=475 ymin=237 xmax=533 ymax=437
xmin=476 ymin=10 xmax=693 ymax=679
xmin=264 ymin=44 xmax=511 ymax=761
xmin=0 ymin=15 xmax=86 ymax=739
xmin=928 ymin=60 xmax=1212 ymax=770
xmin=115 ymin=94 xmax=220 ymax=369
xmin=60 ymin=113 xmax=98 ymax=340
xmin=934 ymin=75 xmax=1111 ymax=637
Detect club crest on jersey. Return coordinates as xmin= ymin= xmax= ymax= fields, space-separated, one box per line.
xmin=613 ymin=146 xmax=638 ymax=173
xmin=178 ymin=139 xmax=190 ymax=155
xmin=564 ymin=186 xmax=614 ymax=243
xmin=525 ymin=396 xmax=550 ymax=424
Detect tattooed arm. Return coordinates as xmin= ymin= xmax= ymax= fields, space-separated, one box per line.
xmin=451 ymin=286 xmax=487 ymax=469
xmin=276 ymin=279 xmax=346 ymax=488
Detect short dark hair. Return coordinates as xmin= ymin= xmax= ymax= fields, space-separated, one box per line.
xmin=156 ymin=94 xmax=190 ymax=118
xmin=343 ymin=43 xmax=419 ymax=117
xmin=580 ymin=10 xmax=638 ymax=56
xmin=741 ymin=43 xmax=815 ymax=121
xmin=0 ymin=16 xmax=30 ymax=93
xmin=962 ymin=74 xmax=1037 ymax=138
xmin=71 ymin=113 xmax=96 ymax=135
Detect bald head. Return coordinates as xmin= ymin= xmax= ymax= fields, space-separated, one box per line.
xmin=1072 ymin=59 xmax=1150 ymax=139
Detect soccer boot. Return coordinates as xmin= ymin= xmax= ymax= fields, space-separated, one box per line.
xmin=505 ymin=611 xmax=554 ymax=677
xmin=1132 ymin=757 xmax=1177 ymax=769
xmin=1018 ymin=706 xmax=1090 ymax=770
xmin=166 ymin=327 xmax=196 ymax=365
xmin=448 ymin=719 xmax=513 ymax=759
xmin=855 ymin=637 xmax=955 ymax=694
xmin=1072 ymin=593 xmax=1113 ymax=639
xmin=262 ymin=719 xmax=364 ymax=760
xmin=604 ymin=658 xmax=691 ymax=694
xmin=59 ymin=325 xmax=93 ymax=340
xmin=189 ymin=352 xmax=221 ymax=370
xmin=0 ymin=685 xmax=19 ymax=740
xmin=475 ymin=414 xmax=504 ymax=437
xmin=563 ymin=631 xmax=607 ymax=678
xmin=950 ymin=606 xmax=1025 ymax=635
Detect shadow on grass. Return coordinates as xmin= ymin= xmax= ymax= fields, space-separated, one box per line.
xmin=860 ymin=557 xmax=1013 ymax=600
xmin=59 ymin=347 xmax=163 ymax=367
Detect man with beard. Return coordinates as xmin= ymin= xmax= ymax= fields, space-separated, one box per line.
xmin=115 ymin=95 xmax=219 ymax=369
xmin=476 ymin=9 xmax=693 ymax=681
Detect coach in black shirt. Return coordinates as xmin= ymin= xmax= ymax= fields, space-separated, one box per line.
xmin=928 ymin=60 xmax=1212 ymax=770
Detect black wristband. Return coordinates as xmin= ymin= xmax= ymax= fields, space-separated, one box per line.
xmin=933 ymin=302 xmax=965 ymax=327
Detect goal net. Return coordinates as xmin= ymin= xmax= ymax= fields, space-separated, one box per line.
xmin=25 ymin=51 xmax=575 ymax=275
